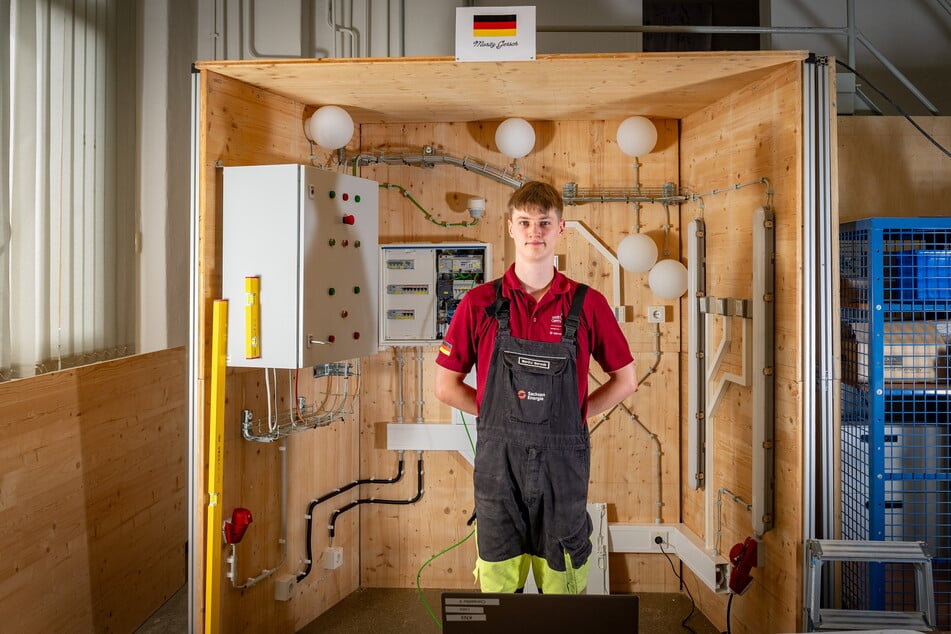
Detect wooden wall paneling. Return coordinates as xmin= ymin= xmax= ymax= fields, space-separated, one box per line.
xmin=197 ymin=71 xmax=362 ymax=631
xmin=0 ymin=349 xmax=186 ymax=633
xmin=287 ymin=368 xmax=362 ymax=630
xmin=357 ymin=121 xmax=506 ymax=590
xmin=679 ymin=61 xmax=803 ymax=634
xmin=192 ymin=53 xmax=816 ymax=630
xmin=353 ymin=117 xmax=687 ymax=593
xmin=550 ymin=118 xmax=684 ymax=594
xmin=837 ymin=116 xmax=951 ymax=222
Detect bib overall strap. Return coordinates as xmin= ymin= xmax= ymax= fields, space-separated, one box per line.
xmin=484 ymin=277 xmax=510 ymax=334
xmin=562 ymin=284 xmax=589 ymax=344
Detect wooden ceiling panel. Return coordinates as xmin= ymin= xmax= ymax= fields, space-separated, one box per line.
xmin=196 ymin=51 xmax=807 ymax=123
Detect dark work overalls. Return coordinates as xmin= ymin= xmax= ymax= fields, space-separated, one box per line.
xmin=473 ymin=279 xmax=592 ymax=594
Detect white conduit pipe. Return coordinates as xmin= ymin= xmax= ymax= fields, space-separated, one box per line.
xmin=395 ymin=347 xmax=405 ymax=424
xmin=228 ymin=436 xmax=289 ymax=588
xmin=327 ymin=0 xmax=359 ymax=58
xmin=714 ymin=486 xmax=753 ymax=556
xmin=415 ymin=346 xmax=425 ymax=423
xmin=588 ymin=363 xmax=664 ymax=523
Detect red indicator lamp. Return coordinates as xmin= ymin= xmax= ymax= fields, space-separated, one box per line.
xmin=223 ymin=507 xmax=253 ymax=544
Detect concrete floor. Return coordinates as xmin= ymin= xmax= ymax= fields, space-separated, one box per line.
xmin=136 ymin=585 xmax=722 ymax=633
xmin=134 ymin=585 xmax=189 ymax=634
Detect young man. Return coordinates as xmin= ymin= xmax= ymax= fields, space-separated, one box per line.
xmin=434 ymin=180 xmax=637 ymax=594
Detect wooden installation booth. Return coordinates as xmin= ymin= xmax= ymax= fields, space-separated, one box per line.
xmin=191 ymin=51 xmax=828 ymax=633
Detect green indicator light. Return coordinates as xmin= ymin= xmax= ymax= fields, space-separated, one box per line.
xmin=355 ymin=195 xmax=361 ymax=203
xmin=329 ymin=191 xmax=336 ymax=199
xmin=328 ymin=288 xmax=336 ymax=295
xmin=353 ymin=286 xmax=361 ymax=294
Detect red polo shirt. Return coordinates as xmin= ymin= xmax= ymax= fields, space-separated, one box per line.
xmin=436 ymin=264 xmax=634 ymax=419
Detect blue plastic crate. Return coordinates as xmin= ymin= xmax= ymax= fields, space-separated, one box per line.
xmin=895 ymin=250 xmax=951 ymax=300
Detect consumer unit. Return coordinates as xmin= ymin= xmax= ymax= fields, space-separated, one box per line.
xmin=222 ymin=164 xmax=380 ymax=368
xmin=379 ymin=243 xmax=491 ymax=346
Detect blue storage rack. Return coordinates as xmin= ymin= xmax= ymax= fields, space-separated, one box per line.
xmin=840 ymin=217 xmax=951 ymax=628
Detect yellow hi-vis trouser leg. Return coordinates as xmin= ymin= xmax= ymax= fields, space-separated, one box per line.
xmin=474 ymin=533 xmax=591 ymax=594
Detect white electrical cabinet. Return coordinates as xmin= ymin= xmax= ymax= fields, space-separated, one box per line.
xmin=380 ymin=243 xmax=491 ymax=346
xmin=222 ymin=164 xmax=379 ymax=368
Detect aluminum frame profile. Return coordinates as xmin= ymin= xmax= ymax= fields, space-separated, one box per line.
xmin=187 ymin=69 xmax=201 ymax=634
xmin=687 ymin=219 xmax=706 ymax=490
xmin=801 ymin=53 xmax=837 ymax=617
xmin=752 ymin=206 xmax=776 ymax=536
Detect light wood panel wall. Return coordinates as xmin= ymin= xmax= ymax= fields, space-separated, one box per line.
xmin=680 ymin=62 xmax=804 ymax=633
xmin=196 ymin=58 xmax=812 ymax=633
xmin=0 ymin=349 xmax=186 ymax=633
xmin=355 ymin=117 xmax=687 ymax=592
xmin=838 ymin=116 xmax=950 ymax=222
xmin=197 ymin=72 xmax=363 ymax=633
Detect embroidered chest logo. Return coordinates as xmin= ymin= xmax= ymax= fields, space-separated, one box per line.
xmin=516 ymin=389 xmax=546 ymax=402
xmin=549 ymin=313 xmax=563 ymax=337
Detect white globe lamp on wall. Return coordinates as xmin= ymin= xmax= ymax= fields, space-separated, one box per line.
xmin=616 ymin=116 xmax=658 ymax=157
xmin=648 ymin=259 xmax=689 ymax=300
xmin=616 ymin=233 xmax=658 ymax=273
xmin=495 ymin=117 xmax=536 ymax=159
xmin=307 ymin=105 xmax=354 ymax=150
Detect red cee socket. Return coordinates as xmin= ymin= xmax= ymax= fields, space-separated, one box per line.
xmin=342 ymin=215 xmax=355 ymax=225
xmin=728 ymin=536 xmax=758 ymax=595
xmin=223 ymin=507 xmax=253 ymax=544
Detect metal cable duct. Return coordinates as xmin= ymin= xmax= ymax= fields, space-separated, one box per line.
xmin=562 ymin=182 xmax=689 ymax=205
xmin=347 ymin=150 xmax=524 ymax=188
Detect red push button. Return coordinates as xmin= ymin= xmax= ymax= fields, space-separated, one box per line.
xmin=343 ymin=215 xmax=355 ymax=225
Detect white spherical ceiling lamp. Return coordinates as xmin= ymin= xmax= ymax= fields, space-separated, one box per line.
xmin=307 ymin=105 xmax=354 ymax=150
xmin=616 ymin=116 xmax=658 ymax=157
xmin=495 ymin=117 xmax=536 ymax=159
xmin=648 ymin=259 xmax=689 ymax=300
xmin=616 ymin=233 xmax=658 ymax=273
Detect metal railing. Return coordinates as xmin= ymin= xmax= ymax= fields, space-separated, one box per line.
xmin=538 ymin=0 xmax=946 ymax=115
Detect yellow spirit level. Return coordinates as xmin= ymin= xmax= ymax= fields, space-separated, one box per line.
xmin=245 ymin=276 xmax=261 ymax=359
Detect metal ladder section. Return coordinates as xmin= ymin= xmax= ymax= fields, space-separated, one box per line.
xmin=805 ymin=539 xmax=936 ymax=631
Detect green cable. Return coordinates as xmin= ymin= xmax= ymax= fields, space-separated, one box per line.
xmin=415 ymin=410 xmax=477 ymax=629
xmin=380 ymin=182 xmax=481 ymax=228
xmin=459 ymin=410 xmax=477 ymax=455
xmin=415 ymin=527 xmax=477 ymax=629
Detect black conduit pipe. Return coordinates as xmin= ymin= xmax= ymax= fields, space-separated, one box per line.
xmin=328 ymin=454 xmax=424 ymax=539
xmin=297 ymin=453 xmax=406 ymax=582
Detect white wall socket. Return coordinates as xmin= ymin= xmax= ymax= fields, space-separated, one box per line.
xmin=274 ymin=574 xmax=296 ymax=601
xmin=647 ymin=305 xmax=668 ymax=323
xmin=322 ymin=546 xmax=344 ymax=570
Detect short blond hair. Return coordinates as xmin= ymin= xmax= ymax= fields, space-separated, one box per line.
xmin=507 ymin=181 xmax=563 ymax=220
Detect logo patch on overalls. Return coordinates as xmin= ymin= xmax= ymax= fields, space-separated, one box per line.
xmin=517 ymin=356 xmax=550 ymax=369
xmin=516 ymin=390 xmax=546 ymax=402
